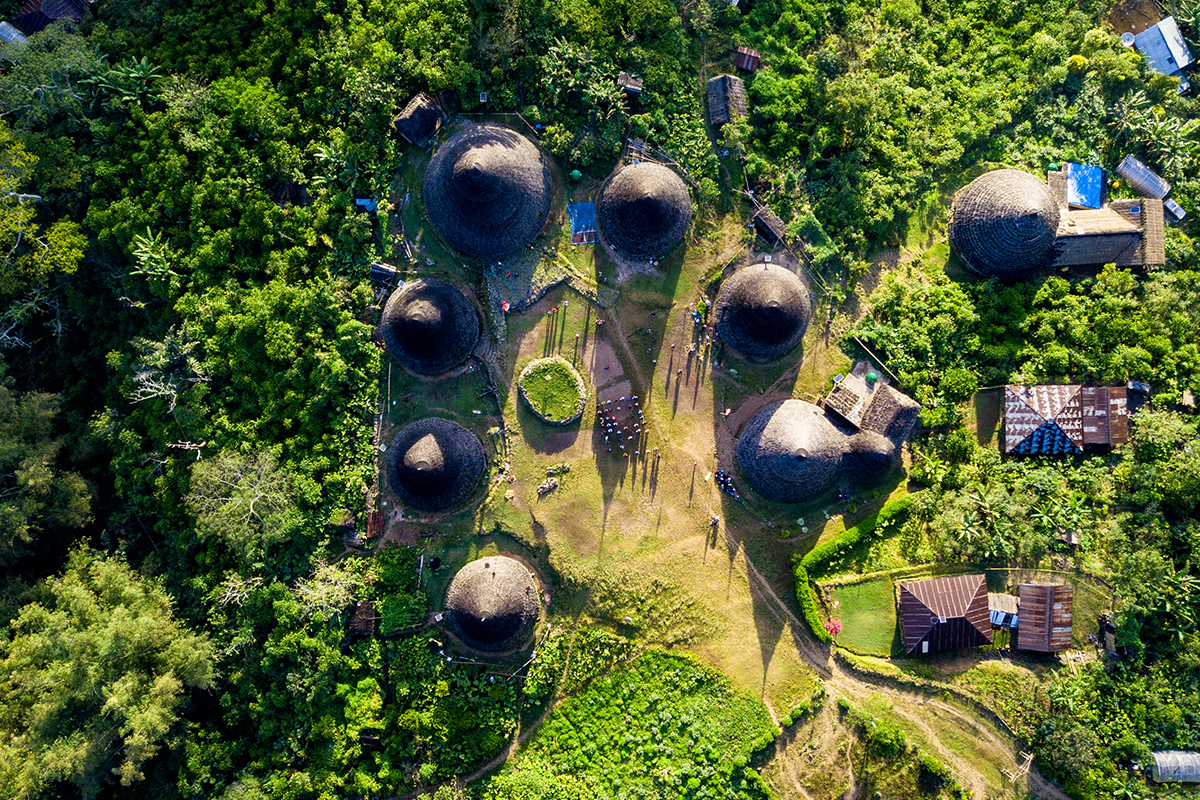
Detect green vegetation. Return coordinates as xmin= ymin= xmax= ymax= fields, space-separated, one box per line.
xmin=518 ymin=357 xmax=586 ymax=424
xmin=831 ymin=578 xmax=896 ymax=657
xmin=484 ymin=650 xmax=778 ymax=800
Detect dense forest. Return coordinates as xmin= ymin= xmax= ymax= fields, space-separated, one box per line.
xmin=3 ymin=0 xmax=1200 ymax=798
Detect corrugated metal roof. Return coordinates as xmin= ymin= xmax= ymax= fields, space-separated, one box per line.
xmin=1117 ymin=154 xmax=1171 ymax=199
xmin=735 ymin=46 xmax=761 ymax=71
xmin=1134 ymin=17 xmax=1193 ymax=76
xmin=0 ymin=21 xmax=27 ymax=44
xmin=899 ymin=574 xmax=992 ymax=655
xmin=1065 ymin=162 xmax=1104 ymax=209
xmin=1152 ymin=751 xmax=1200 ymax=783
xmin=1004 ymin=385 xmax=1084 ymax=454
xmin=1016 ymin=583 xmax=1073 ymax=652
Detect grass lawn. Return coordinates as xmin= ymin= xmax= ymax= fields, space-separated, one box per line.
xmin=519 ymin=357 xmax=586 ymax=422
xmin=832 ymin=578 xmax=897 ymax=657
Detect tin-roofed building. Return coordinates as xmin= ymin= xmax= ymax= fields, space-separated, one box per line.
xmin=1003 ymin=384 xmax=1129 ymax=455
xmin=10 ymin=0 xmax=87 ymax=34
xmin=706 ymin=74 xmax=747 ymax=127
xmin=1133 ymin=17 xmax=1193 ymax=84
xmin=899 ymin=574 xmax=993 ymax=655
xmin=1015 ymin=583 xmax=1073 ymax=652
xmin=734 ymin=46 xmax=761 ymax=71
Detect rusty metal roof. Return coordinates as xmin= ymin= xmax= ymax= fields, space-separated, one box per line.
xmin=899 ymin=574 xmax=992 ymax=655
xmin=1016 ymin=583 xmax=1073 ymax=652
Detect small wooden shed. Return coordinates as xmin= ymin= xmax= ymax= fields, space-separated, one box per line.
xmin=752 ymin=205 xmax=787 ymax=245
xmin=1015 ymin=583 xmax=1074 ymax=652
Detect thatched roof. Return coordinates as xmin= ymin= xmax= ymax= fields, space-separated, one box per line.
xmin=714 ymin=263 xmax=812 ymax=361
xmin=597 ymin=162 xmax=692 ymax=260
xmin=843 ymin=431 xmax=896 ymax=483
xmin=381 ymin=278 xmax=480 ymax=374
xmin=422 ymin=123 xmax=552 ymax=260
xmin=736 ymin=400 xmax=846 ymax=502
xmin=444 ymin=556 xmax=539 ymax=651
xmin=706 ymin=74 xmax=747 ymax=127
xmin=948 ymin=169 xmax=1060 ymax=280
xmin=386 ymin=418 xmax=486 ymax=512
xmin=393 ymin=92 xmax=445 ymax=145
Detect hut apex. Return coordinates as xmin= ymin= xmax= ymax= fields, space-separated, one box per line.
xmin=714 ymin=262 xmax=812 ymax=361
xmin=381 ymin=278 xmax=481 ymax=375
xmin=386 ymin=418 xmax=486 ymax=512
xmin=596 ymin=162 xmax=692 ymax=260
xmin=1003 ymin=384 xmax=1129 ymax=455
xmin=443 ymin=556 xmax=540 ymax=652
xmin=706 ymin=74 xmax=747 ymax=127
xmin=392 ymin=92 xmax=446 ymax=146
xmin=422 ymin=123 xmax=553 ymax=260
xmin=899 ymin=574 xmax=993 ymax=655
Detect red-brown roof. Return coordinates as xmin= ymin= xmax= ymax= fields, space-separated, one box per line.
xmin=735 ymin=46 xmax=761 ymax=71
xmin=1016 ymin=583 xmax=1073 ymax=652
xmin=899 ymin=574 xmax=992 ymax=655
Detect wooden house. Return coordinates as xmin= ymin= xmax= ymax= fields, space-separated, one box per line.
xmin=1047 ymin=165 xmax=1166 ymax=268
xmin=706 ymin=74 xmax=746 ymax=127
xmin=824 ymin=361 xmax=921 ymax=444
xmin=1015 ymin=583 xmax=1074 ymax=652
xmin=899 ymin=574 xmax=992 ymax=655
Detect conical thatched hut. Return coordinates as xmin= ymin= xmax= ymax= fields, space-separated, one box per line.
xmin=386 ymin=418 xmax=486 ymax=512
xmin=736 ymin=400 xmax=847 ymax=502
xmin=381 ymin=278 xmax=480 ymax=374
xmin=444 ymin=556 xmax=539 ymax=651
xmin=843 ymin=431 xmax=896 ymax=483
xmin=714 ymin=263 xmax=812 ymax=361
xmin=422 ymin=123 xmax=552 ymax=260
xmin=597 ymin=163 xmax=692 ymax=261
xmin=948 ymin=169 xmax=1060 ymax=280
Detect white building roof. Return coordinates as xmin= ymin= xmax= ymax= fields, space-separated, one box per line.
xmin=1134 ymin=17 xmax=1193 ymax=77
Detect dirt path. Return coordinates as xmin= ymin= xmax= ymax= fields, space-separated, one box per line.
xmin=732 ymin=536 xmax=1072 ymax=800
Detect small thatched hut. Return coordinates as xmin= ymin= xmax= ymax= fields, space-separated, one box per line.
xmin=381 ymin=278 xmax=480 ymax=374
xmin=444 ymin=556 xmax=539 ymax=651
xmin=714 ymin=263 xmax=812 ymax=361
xmin=948 ymin=169 xmax=1060 ymax=280
xmin=706 ymin=74 xmax=747 ymax=127
xmin=387 ymin=418 xmax=486 ymax=512
xmin=596 ymin=162 xmax=692 ymax=261
xmin=422 ymin=123 xmax=552 ymax=260
xmin=843 ymin=431 xmax=896 ymax=483
xmin=736 ymin=400 xmax=846 ymax=502
xmin=392 ymin=92 xmax=446 ymax=145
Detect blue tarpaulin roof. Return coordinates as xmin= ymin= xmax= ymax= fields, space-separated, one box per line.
xmin=567 ymin=202 xmax=598 ymax=245
xmin=1066 ymin=162 xmax=1104 ymax=209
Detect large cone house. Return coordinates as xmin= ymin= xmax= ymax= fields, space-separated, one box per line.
xmin=444 ymin=555 xmax=540 ymax=651
xmin=597 ymin=162 xmax=692 ymax=260
xmin=714 ymin=263 xmax=812 ymax=361
xmin=386 ymin=418 xmax=486 ymax=512
xmin=948 ymin=169 xmax=1060 ymax=280
xmin=736 ymin=400 xmax=847 ymax=503
xmin=381 ymin=278 xmax=480 ymax=374
xmin=423 ymin=123 xmax=553 ymax=260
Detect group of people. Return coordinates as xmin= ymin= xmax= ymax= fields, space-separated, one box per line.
xmin=714 ymin=468 xmax=741 ymax=502
xmin=596 ymin=397 xmax=646 ymax=458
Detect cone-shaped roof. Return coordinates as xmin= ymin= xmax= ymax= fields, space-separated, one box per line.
xmin=444 ymin=556 xmax=539 ymax=651
xmin=381 ymin=278 xmax=480 ymax=374
xmin=386 ymin=418 xmax=485 ymax=512
xmin=597 ymin=162 xmax=691 ymax=260
xmin=948 ymin=169 xmax=1060 ymax=280
xmin=736 ymin=400 xmax=846 ymax=503
xmin=843 ymin=431 xmax=896 ymax=483
xmin=714 ymin=263 xmax=812 ymax=360
xmin=423 ymin=123 xmax=552 ymax=259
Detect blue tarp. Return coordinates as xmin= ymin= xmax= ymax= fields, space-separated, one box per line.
xmin=567 ymin=202 xmax=598 ymax=245
xmin=1066 ymin=162 xmax=1104 ymax=209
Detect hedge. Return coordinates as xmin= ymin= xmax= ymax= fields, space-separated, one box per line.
xmin=793 ymin=495 xmax=914 ymax=643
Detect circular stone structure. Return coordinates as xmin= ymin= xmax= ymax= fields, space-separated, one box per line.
xmin=422 ymin=123 xmax=553 ymax=260
xmin=947 ymin=169 xmax=1060 ymax=280
xmin=381 ymin=278 xmax=481 ymax=374
xmin=518 ymin=356 xmax=587 ymax=424
xmin=597 ymin=162 xmax=692 ymax=261
xmin=736 ymin=400 xmax=847 ymax=503
xmin=444 ymin=556 xmax=540 ymax=652
xmin=386 ymin=418 xmax=486 ymax=512
xmin=714 ymin=263 xmax=813 ymax=361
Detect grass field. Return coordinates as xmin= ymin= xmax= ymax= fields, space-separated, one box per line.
xmin=519 ymin=357 xmax=586 ymax=422
xmin=832 ymin=578 xmax=897 ymax=657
